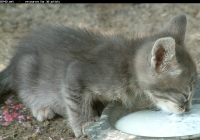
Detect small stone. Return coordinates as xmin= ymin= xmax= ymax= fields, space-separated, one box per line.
xmin=22 ymin=122 xmax=32 ymax=128
xmin=27 ymin=116 xmax=32 ymax=120
xmin=43 ymin=120 xmax=50 ymax=126
xmin=49 ymin=127 xmax=55 ymax=132
xmin=18 ymin=115 xmax=25 ymax=119
xmin=32 ymin=132 xmax=39 ymax=138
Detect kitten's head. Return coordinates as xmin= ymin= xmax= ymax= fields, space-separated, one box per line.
xmin=136 ymin=14 xmax=198 ymax=114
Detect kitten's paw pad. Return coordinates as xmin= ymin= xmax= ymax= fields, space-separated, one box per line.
xmin=81 ymin=116 xmax=100 ymax=135
xmin=31 ymin=108 xmax=55 ymax=122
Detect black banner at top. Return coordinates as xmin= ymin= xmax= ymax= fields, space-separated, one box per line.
xmin=0 ymin=0 xmax=62 ymax=3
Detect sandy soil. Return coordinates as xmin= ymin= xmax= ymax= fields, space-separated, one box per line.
xmin=0 ymin=3 xmax=200 ymax=140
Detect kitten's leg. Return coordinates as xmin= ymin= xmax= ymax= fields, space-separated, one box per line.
xmin=14 ymin=54 xmax=63 ymax=122
xmin=64 ymin=93 xmax=97 ymax=138
xmin=18 ymin=90 xmax=56 ymax=122
xmin=64 ymin=61 xmax=99 ymax=137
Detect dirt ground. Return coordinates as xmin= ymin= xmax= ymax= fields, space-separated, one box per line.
xmin=0 ymin=3 xmax=200 ymax=140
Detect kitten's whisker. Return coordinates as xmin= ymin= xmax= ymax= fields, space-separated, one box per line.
xmin=188 ymin=92 xmax=192 ymax=100
xmin=178 ymin=105 xmax=185 ymax=112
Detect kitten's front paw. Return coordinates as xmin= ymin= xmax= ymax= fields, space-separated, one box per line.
xmin=31 ymin=107 xmax=55 ymax=122
xmin=82 ymin=116 xmax=100 ymax=135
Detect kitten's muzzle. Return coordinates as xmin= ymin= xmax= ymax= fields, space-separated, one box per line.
xmin=178 ymin=100 xmax=190 ymax=113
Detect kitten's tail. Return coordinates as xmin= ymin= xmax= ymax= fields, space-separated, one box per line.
xmin=0 ymin=67 xmax=10 ymax=96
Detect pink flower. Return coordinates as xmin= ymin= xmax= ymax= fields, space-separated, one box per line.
xmin=12 ymin=104 xmax=21 ymax=110
xmin=18 ymin=115 xmax=25 ymax=119
xmin=3 ymin=109 xmax=19 ymax=122
xmin=27 ymin=116 xmax=32 ymax=120
xmin=2 ymin=109 xmax=8 ymax=115
xmin=5 ymin=99 xmax=12 ymax=105
xmin=3 ymin=121 xmax=11 ymax=126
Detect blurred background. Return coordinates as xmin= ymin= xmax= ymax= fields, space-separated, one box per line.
xmin=0 ymin=4 xmax=200 ymax=72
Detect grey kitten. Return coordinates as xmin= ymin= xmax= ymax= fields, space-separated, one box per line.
xmin=0 ymin=14 xmax=197 ymax=137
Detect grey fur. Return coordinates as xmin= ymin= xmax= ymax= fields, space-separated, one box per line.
xmin=0 ymin=14 xmax=197 ymax=137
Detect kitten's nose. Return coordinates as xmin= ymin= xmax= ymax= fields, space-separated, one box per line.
xmin=179 ymin=104 xmax=190 ymax=112
xmin=183 ymin=100 xmax=190 ymax=112
xmin=185 ymin=106 xmax=190 ymax=112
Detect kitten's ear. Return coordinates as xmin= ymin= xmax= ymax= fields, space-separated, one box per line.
xmin=151 ymin=37 xmax=176 ymax=72
xmin=161 ymin=14 xmax=187 ymax=44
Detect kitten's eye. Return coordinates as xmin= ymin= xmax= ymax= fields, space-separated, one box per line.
xmin=182 ymin=93 xmax=188 ymax=101
xmin=189 ymin=86 xmax=193 ymax=92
